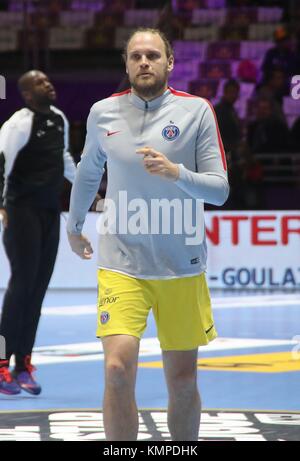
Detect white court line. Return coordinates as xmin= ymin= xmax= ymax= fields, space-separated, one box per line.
xmin=41 ymin=294 xmax=300 ymax=316
xmin=212 ymin=295 xmax=300 ymax=309
xmin=29 ymin=337 xmax=300 ymax=366
xmin=42 ymin=305 xmax=97 ymax=315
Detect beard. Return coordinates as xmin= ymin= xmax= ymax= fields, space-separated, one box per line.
xmin=34 ymin=91 xmax=56 ymax=107
xmin=130 ymin=69 xmax=169 ymax=100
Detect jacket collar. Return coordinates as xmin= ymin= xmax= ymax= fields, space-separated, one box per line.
xmin=129 ymin=87 xmax=172 ymax=110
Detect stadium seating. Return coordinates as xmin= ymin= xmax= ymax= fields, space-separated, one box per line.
xmin=49 ymin=27 xmax=85 ymax=50
xmin=0 ymin=28 xmax=18 ymax=52
xmin=124 ymin=9 xmax=159 ymax=27
xmin=0 ymin=0 xmax=293 ymax=126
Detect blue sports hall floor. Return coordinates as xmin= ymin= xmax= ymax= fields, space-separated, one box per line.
xmin=0 ymin=289 xmax=299 ymax=441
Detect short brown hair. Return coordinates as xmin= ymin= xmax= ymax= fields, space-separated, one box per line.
xmin=123 ymin=28 xmax=174 ymax=61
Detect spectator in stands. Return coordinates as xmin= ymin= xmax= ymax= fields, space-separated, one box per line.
xmin=190 ymin=80 xmax=218 ymax=100
xmin=237 ymin=59 xmax=258 ymax=83
xmin=157 ymin=3 xmax=184 ymax=42
xmin=206 ymin=64 xmax=230 ymax=80
xmin=261 ymin=27 xmax=298 ymax=94
xmin=215 ymin=79 xmax=246 ymax=209
xmin=247 ymin=97 xmax=290 ymax=153
xmin=243 ymin=142 xmax=264 ymax=209
xmin=215 ymin=79 xmax=242 ymax=161
xmin=256 ymin=69 xmax=287 ymax=122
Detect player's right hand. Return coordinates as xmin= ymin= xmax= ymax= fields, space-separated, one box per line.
xmin=0 ymin=209 xmax=8 ymax=229
xmin=67 ymin=232 xmax=93 ymax=260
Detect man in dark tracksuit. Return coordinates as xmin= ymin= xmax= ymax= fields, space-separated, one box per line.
xmin=0 ymin=70 xmax=76 ymax=395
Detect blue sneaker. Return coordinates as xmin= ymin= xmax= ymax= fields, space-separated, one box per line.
xmin=0 ymin=363 xmax=21 ymax=395
xmin=12 ymin=356 xmax=41 ymax=396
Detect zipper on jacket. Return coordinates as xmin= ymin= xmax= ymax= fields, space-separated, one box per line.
xmin=140 ymin=101 xmax=149 ymax=136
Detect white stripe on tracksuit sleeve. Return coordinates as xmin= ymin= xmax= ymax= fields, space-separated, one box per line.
xmin=50 ymin=105 xmax=77 ymax=183
xmin=0 ymin=109 xmax=33 ymax=203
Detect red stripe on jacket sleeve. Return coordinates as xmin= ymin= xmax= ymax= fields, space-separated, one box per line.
xmin=110 ymin=89 xmax=131 ymax=97
xmin=204 ymin=98 xmax=227 ymax=172
xmin=169 ymin=87 xmax=227 ymax=172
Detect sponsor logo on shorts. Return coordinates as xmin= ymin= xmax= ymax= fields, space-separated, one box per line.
xmin=162 ymin=125 xmax=180 ymax=141
xmin=99 ymin=296 xmax=120 ymax=307
xmin=100 ymin=311 xmax=110 ymax=324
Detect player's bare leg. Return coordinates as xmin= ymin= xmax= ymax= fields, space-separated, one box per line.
xmin=102 ymin=335 xmax=140 ymax=441
xmin=162 ymin=349 xmax=200 ymax=441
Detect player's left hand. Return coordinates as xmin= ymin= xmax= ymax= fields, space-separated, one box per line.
xmin=136 ymin=147 xmax=179 ymax=181
xmin=67 ymin=232 xmax=93 ymax=260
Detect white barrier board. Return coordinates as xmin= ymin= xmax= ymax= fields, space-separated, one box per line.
xmin=0 ymin=211 xmax=299 ymax=290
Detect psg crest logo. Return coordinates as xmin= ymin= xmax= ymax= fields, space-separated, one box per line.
xmin=100 ymin=311 xmax=110 ymax=325
xmin=162 ymin=125 xmax=180 ymax=141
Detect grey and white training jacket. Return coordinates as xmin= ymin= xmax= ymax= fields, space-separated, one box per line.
xmin=67 ymin=87 xmax=229 ymax=279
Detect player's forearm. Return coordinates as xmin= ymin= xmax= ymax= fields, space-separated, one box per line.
xmin=67 ymin=163 xmax=104 ymax=235
xmin=63 ymin=151 xmax=77 ymax=183
xmin=175 ymin=164 xmax=230 ymax=206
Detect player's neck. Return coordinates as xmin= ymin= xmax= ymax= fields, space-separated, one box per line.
xmin=132 ymin=84 xmax=169 ymax=102
xmin=28 ymin=103 xmax=52 ymax=114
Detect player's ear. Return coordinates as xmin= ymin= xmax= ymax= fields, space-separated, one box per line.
xmin=167 ymin=55 xmax=174 ymax=73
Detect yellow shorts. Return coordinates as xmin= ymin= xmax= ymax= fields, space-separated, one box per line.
xmin=97 ymin=269 xmax=217 ymax=351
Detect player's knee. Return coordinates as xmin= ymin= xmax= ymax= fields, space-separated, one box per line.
xmin=105 ymin=360 xmax=134 ymax=390
xmin=168 ymin=369 xmax=197 ymax=394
